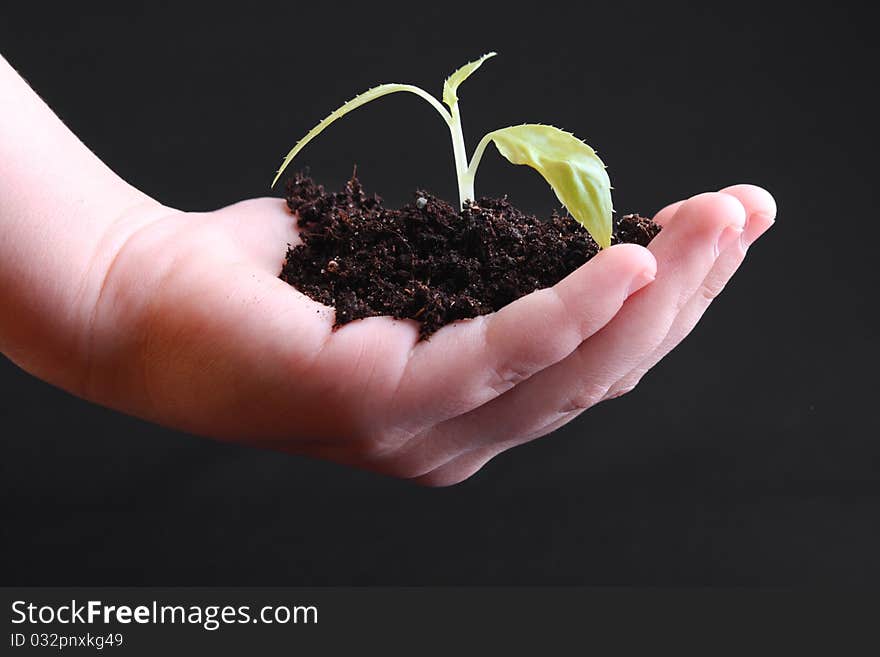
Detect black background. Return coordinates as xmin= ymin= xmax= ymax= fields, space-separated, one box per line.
xmin=1 ymin=2 xmax=877 ymax=586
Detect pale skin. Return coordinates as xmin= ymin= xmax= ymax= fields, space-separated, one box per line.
xmin=0 ymin=55 xmax=775 ymax=485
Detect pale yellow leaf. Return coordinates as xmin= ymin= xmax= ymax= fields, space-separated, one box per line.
xmin=474 ymin=124 xmax=613 ymax=248
xmin=271 ymin=84 xmax=450 ymax=188
xmin=442 ymin=52 xmax=497 ymax=110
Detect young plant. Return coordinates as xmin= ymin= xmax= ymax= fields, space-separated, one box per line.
xmin=271 ymin=53 xmax=613 ymax=248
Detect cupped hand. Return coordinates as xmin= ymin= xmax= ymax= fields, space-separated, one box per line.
xmin=78 ymin=185 xmax=774 ymax=485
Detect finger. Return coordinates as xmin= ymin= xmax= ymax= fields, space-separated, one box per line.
xmin=412 ymin=405 xmax=584 ymax=484
xmin=387 ymin=244 xmax=657 ymax=436
xmin=421 ymin=397 xmax=600 ymax=485
xmin=412 ymin=401 xmax=586 ymax=485
xmin=413 ymin=446 xmax=497 ymax=487
xmin=390 ymin=192 xmax=746 ymax=476
xmin=653 ymin=200 xmax=685 ymax=226
xmin=719 ymin=184 xmax=777 ymax=235
xmin=604 ymin=185 xmax=776 ymax=398
xmin=210 ymin=197 xmax=300 ymax=273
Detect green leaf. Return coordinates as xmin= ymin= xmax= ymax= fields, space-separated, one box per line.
xmin=471 ymin=124 xmax=613 ymax=248
xmin=271 ymin=83 xmax=450 ymax=188
xmin=442 ymin=52 xmax=497 ymax=110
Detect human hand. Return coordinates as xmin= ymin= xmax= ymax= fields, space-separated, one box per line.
xmin=0 ymin=54 xmax=775 ymax=485
xmin=65 ymin=184 xmax=773 ymax=485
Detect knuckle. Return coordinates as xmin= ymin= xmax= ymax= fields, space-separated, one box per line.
xmin=558 ymin=383 xmax=606 ymax=414
xmin=547 ymin=286 xmax=592 ymax=343
xmin=486 ymin=361 xmax=533 ymax=396
xmin=700 ymin=277 xmax=727 ymax=303
xmin=605 ymin=382 xmax=637 ymax=401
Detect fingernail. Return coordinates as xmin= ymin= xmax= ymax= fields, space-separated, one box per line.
xmin=716 ymin=225 xmax=744 ymax=256
xmin=627 ymin=269 xmax=656 ymax=296
xmin=741 ymin=212 xmax=776 ymax=247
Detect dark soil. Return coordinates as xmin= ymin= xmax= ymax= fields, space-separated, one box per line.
xmin=281 ymin=173 xmax=661 ymax=339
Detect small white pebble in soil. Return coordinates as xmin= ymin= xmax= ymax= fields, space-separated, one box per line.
xmin=416 ymin=197 xmax=428 ymax=210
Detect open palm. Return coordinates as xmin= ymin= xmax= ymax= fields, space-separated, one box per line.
xmin=0 ymin=56 xmax=774 ymax=485
xmin=76 ymin=184 xmax=774 ymax=485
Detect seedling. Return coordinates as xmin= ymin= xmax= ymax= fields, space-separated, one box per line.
xmin=272 ymin=53 xmax=613 ymax=248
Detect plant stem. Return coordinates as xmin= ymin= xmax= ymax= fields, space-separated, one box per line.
xmin=448 ymin=104 xmax=473 ymax=208
xmin=460 ymin=130 xmax=493 ymax=203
